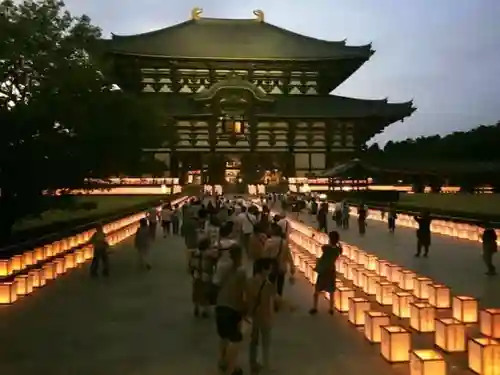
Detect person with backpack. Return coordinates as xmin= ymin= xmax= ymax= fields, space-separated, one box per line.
xmin=482 ymin=223 xmax=498 ymax=276
xmin=237 ymin=206 xmax=257 ymax=254
xmin=263 ymin=224 xmax=295 ymax=300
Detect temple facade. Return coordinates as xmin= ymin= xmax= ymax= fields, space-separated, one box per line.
xmin=105 ymin=8 xmax=415 ymax=184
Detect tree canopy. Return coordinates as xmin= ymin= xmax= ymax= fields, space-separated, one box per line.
xmin=367 ymin=122 xmax=500 ymax=161
xmin=0 ymin=0 xmax=166 ymax=242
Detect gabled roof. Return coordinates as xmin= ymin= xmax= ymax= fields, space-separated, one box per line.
xmin=109 ymin=17 xmax=373 ymax=61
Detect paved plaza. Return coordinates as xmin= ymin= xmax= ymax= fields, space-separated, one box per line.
xmin=0 ymin=230 xmax=403 ymax=375
xmin=294 ymin=209 xmax=500 ymax=308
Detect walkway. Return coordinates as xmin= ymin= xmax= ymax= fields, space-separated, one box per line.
xmin=0 ymin=231 xmax=400 ymax=375
xmin=294 ymin=209 xmax=500 ymax=308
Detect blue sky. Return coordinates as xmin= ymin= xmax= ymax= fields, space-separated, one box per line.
xmin=64 ymin=0 xmax=500 ymax=144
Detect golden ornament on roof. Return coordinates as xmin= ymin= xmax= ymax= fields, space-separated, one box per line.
xmin=190 ymin=7 xmax=203 ymax=20
xmin=253 ymin=9 xmax=264 ymax=22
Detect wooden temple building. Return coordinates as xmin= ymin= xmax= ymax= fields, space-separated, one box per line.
xmin=105 ymin=8 xmax=416 ymax=184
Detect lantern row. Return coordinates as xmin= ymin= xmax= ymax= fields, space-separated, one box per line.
xmin=0 ymin=196 xmax=190 ymax=305
xmin=287 ymin=219 xmax=500 ymax=375
xmin=337 ymin=203 xmax=499 ymax=245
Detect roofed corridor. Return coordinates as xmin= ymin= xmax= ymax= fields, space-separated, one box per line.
xmin=0 ymin=230 xmax=404 ymax=375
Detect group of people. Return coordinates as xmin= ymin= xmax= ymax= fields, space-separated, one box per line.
xmin=181 ymin=195 xmax=342 ymax=375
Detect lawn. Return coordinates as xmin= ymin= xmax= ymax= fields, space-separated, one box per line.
xmin=13 ymin=195 xmax=165 ymax=232
xmin=398 ymin=193 xmax=500 ymax=216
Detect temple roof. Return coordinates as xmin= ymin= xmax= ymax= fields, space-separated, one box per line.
xmin=154 ymin=93 xmax=415 ymax=120
xmin=109 ymin=17 xmax=373 ymax=61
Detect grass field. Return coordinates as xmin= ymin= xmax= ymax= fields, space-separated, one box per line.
xmin=398 ymin=193 xmax=500 ymax=216
xmin=13 ymin=195 xmax=165 ymax=232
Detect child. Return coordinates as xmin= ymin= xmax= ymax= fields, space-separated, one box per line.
xmin=309 ymin=231 xmax=342 ymax=315
xmin=248 ymin=258 xmax=279 ymax=374
xmin=134 ymin=218 xmax=152 ymax=270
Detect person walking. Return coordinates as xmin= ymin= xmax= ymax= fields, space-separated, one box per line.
xmin=357 ymin=203 xmax=367 ymax=236
xmin=316 ymin=203 xmax=328 ymax=233
xmin=482 ymin=224 xmax=498 ymax=276
xmin=161 ymin=203 xmax=173 ymax=237
xmin=134 ymin=218 xmax=152 ymax=270
xmin=414 ymin=210 xmax=432 ymax=257
xmin=89 ymin=224 xmax=110 ymax=277
xmin=172 ymin=204 xmax=180 ymax=235
xmin=309 ymin=231 xmax=342 ymax=315
xmin=214 ymin=245 xmax=247 ymax=375
xmin=147 ymin=206 xmax=159 ymax=240
xmin=237 ymin=206 xmax=257 ymax=254
xmin=387 ymin=203 xmax=397 ymax=233
xmin=247 ymin=258 xmax=279 ymax=374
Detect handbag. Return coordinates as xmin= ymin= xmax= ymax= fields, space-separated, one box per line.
xmin=241 ymin=279 xmax=267 ymax=336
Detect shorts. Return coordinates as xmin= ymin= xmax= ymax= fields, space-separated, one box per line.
xmin=215 ymin=306 xmax=243 ymax=342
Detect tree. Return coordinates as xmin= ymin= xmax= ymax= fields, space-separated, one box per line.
xmin=0 ymin=0 xmax=165 ymax=243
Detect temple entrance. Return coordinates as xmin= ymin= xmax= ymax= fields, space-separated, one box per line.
xmin=225 ymin=157 xmax=241 ymax=184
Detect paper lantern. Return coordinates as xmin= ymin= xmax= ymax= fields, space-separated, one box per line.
xmin=84 ymin=246 xmax=94 ymax=259
xmin=410 ymin=302 xmax=436 ymax=332
xmin=29 ymin=269 xmax=46 ymax=288
xmin=75 ymin=248 xmax=85 ymax=264
xmin=480 ymin=309 xmax=500 ymax=338
xmin=367 ymin=275 xmax=384 ymax=295
xmin=23 ymin=250 xmax=35 ymax=267
xmin=54 ymin=258 xmax=66 ymax=275
xmin=435 ymin=318 xmax=466 ymax=352
xmin=366 ymin=255 xmax=378 ymax=271
xmin=15 ymin=275 xmax=28 ymax=296
xmin=34 ymin=247 xmax=45 ymax=262
xmin=393 ymin=292 xmax=414 ymax=318
xmin=468 ymin=337 xmax=500 ymax=375
xmin=453 ymin=296 xmax=478 ymax=323
xmin=375 ymin=281 xmax=394 ymax=306
xmin=413 ymin=277 xmax=432 ymax=299
xmin=334 ymin=287 xmax=355 ymax=312
xmin=0 ymin=259 xmax=10 ymax=277
xmin=64 ymin=253 xmax=76 ymax=269
xmin=43 ymin=262 xmax=56 ymax=281
xmin=357 ymin=251 xmax=367 ymax=266
xmin=44 ymin=244 xmax=53 ymax=258
xmin=365 ymin=311 xmax=391 ymax=343
xmin=345 ymin=262 xmax=358 ymax=281
xmin=410 ymin=349 xmax=446 ymax=375
xmin=428 ymin=284 xmax=450 ymax=309
xmin=348 ymin=297 xmax=370 ymax=326
xmin=381 ymin=325 xmax=411 ymax=363
xmin=387 ymin=264 xmax=402 ymax=283
xmin=376 ymin=259 xmax=390 ymax=277
xmin=352 ymin=267 xmax=365 ymax=287
xmin=398 ymin=270 xmax=416 ymax=291
xmin=0 ymin=282 xmax=17 ymax=304
xmin=361 ymin=270 xmax=376 ymax=293
xmin=10 ymin=254 xmax=24 ymax=272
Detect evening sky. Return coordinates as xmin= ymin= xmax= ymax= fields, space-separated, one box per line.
xmin=62 ymin=0 xmax=500 ymax=145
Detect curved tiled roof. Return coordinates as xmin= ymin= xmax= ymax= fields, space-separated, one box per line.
xmin=109 ymin=18 xmax=373 ymax=60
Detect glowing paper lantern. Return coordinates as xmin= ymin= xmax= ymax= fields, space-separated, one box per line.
xmin=393 ymin=292 xmax=414 ymax=318
xmin=468 ymin=337 xmax=500 ymax=375
xmin=375 ymin=281 xmax=394 ymax=306
xmin=387 ymin=264 xmax=402 ymax=283
xmin=360 ymin=270 xmax=376 ymax=293
xmin=29 ymin=269 xmax=46 ymax=288
xmin=0 ymin=282 xmax=17 ymax=304
xmin=453 ymin=296 xmax=478 ymax=323
xmin=10 ymin=255 xmax=23 ymax=272
xmin=352 ymin=267 xmax=365 ymax=288
xmin=480 ymin=309 xmax=500 ymax=338
xmin=0 ymin=259 xmax=10 ymax=277
xmin=367 ymin=275 xmax=384 ymax=296
xmin=435 ymin=318 xmax=466 ymax=352
xmin=54 ymin=258 xmax=66 ymax=275
xmin=427 ymin=284 xmax=450 ymax=309
xmin=23 ymin=250 xmax=35 ymax=267
xmin=42 ymin=262 xmax=56 ymax=281
xmin=334 ymin=287 xmax=355 ymax=313
xmin=413 ymin=277 xmax=432 ymax=299
xmin=365 ymin=311 xmax=391 ymax=343
xmin=34 ymin=247 xmax=45 ymax=262
xmin=381 ymin=325 xmax=411 ymax=363
xmin=398 ymin=270 xmax=416 ymax=291
xmin=410 ymin=350 xmax=446 ymax=375
xmin=410 ymin=302 xmax=436 ymax=332
xmin=366 ymin=255 xmax=378 ymax=271
xmin=15 ymin=275 xmax=30 ymax=296
xmin=376 ymin=259 xmax=390 ymax=277
xmin=348 ymin=297 xmax=371 ymax=326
